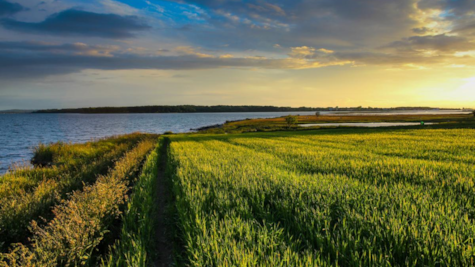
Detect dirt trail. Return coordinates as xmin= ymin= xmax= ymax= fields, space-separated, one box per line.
xmin=153 ymin=142 xmax=173 ymax=267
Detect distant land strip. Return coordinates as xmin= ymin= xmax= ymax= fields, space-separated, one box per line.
xmin=32 ymin=105 xmax=460 ymax=114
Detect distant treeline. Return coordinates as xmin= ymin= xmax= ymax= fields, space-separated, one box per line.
xmin=33 ymin=105 xmax=452 ymax=114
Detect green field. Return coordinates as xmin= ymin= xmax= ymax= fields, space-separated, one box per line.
xmin=2 ymin=126 xmax=475 ymax=266
xmin=168 ymin=128 xmax=475 ymax=266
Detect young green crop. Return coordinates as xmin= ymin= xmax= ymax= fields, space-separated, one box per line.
xmin=168 ymin=128 xmax=475 ymax=266
xmin=101 ymin=137 xmax=164 ymax=267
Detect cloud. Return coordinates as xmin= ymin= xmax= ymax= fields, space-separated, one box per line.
xmin=0 ymin=41 xmax=120 ymax=56
xmin=383 ymin=34 xmax=475 ymax=52
xmin=418 ymin=0 xmax=475 ymax=16
xmin=169 ymin=0 xmax=417 ymax=28
xmin=318 ymin=0 xmax=416 ymax=24
xmin=247 ymin=3 xmax=285 ymax=16
xmin=219 ymin=54 xmax=234 ymax=58
xmin=0 ymin=9 xmax=150 ymax=38
xmin=417 ymin=0 xmax=475 ymax=36
xmin=453 ymin=23 xmax=475 ymax=36
xmin=173 ymin=46 xmax=214 ymax=58
xmin=155 ymin=0 xmax=475 ymax=56
xmin=412 ymin=27 xmax=431 ymax=34
xmin=0 ymin=42 xmax=353 ymax=79
xmin=152 ymin=0 xmax=423 ymax=53
xmin=0 ymin=0 xmax=474 ymax=81
xmin=333 ymin=51 xmax=445 ymax=66
xmin=0 ymin=0 xmax=25 ymax=16
xmin=2 ymin=40 xmax=474 ymax=80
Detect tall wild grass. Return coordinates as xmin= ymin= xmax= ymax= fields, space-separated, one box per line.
xmin=1 ymin=139 xmax=155 ymax=266
xmin=0 ymin=133 xmax=149 ymax=251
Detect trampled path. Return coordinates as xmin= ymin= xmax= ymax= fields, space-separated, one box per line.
xmin=153 ymin=142 xmax=173 ymax=267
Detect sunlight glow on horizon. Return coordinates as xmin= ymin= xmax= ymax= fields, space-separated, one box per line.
xmin=0 ymin=0 xmax=475 ymax=109
xmin=452 ymin=77 xmax=475 ymax=101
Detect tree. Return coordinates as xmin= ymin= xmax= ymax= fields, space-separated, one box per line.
xmin=285 ymin=115 xmax=298 ymax=127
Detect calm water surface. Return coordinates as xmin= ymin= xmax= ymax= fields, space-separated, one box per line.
xmin=0 ymin=112 xmax=316 ymax=173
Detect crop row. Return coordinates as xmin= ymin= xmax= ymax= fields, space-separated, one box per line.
xmin=102 ymin=138 xmax=165 ymax=267
xmin=168 ymin=128 xmax=475 ymax=266
xmin=0 ymin=133 xmax=148 ymax=251
xmin=1 ymin=138 xmax=156 ymax=266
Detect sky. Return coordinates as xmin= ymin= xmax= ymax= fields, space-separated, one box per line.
xmin=0 ymin=0 xmax=474 ymax=109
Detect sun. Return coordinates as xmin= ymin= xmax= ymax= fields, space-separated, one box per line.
xmin=459 ymin=77 xmax=475 ymax=93
xmin=449 ymin=77 xmax=475 ymax=102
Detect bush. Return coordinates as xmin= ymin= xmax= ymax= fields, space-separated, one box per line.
xmin=31 ymin=143 xmax=56 ymax=167
xmin=285 ymin=115 xmax=298 ymax=127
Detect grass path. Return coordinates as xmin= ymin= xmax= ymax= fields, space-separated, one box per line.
xmin=154 ymin=141 xmax=173 ymax=267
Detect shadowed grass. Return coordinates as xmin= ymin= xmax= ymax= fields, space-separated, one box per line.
xmin=0 ymin=133 xmax=153 ymax=251
xmin=1 ymin=139 xmax=156 ymax=266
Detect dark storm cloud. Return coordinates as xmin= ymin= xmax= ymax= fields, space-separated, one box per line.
xmin=0 ymin=9 xmax=150 ymax=38
xmin=0 ymin=0 xmax=25 ymax=16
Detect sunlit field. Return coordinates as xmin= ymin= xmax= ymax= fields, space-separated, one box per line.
xmin=2 ymin=126 xmax=475 ymax=266
xmin=168 ymin=128 xmax=475 ymax=266
xmin=2 ymin=0 xmax=475 ymax=265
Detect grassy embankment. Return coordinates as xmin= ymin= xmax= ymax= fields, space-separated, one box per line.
xmin=167 ymin=126 xmax=475 ymax=266
xmin=0 ymin=133 xmax=165 ymax=266
xmin=202 ymin=113 xmax=474 ymax=133
xmin=0 ymin=133 xmax=153 ymax=251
